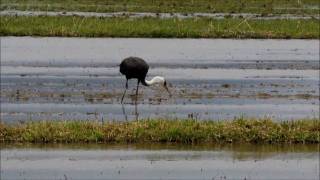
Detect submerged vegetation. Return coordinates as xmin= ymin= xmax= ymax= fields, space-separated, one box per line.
xmin=1 ymin=118 xmax=319 ymax=144
xmin=1 ymin=15 xmax=319 ymax=38
xmin=1 ymin=0 xmax=319 ymax=14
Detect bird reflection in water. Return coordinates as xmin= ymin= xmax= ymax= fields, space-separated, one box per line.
xmin=121 ymin=103 xmax=139 ymax=121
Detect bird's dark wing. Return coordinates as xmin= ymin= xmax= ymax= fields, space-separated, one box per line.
xmin=120 ymin=57 xmax=149 ymax=80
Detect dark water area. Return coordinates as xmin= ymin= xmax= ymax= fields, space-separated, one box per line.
xmin=1 ymin=143 xmax=319 ymax=180
xmin=1 ymin=37 xmax=319 ymax=122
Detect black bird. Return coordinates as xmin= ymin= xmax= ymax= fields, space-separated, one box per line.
xmin=119 ymin=57 xmax=171 ymax=103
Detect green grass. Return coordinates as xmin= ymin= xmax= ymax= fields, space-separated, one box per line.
xmin=1 ymin=16 xmax=319 ymax=38
xmin=1 ymin=0 xmax=319 ymax=14
xmin=1 ymin=118 xmax=319 ymax=144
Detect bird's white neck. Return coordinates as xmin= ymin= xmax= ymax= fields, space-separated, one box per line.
xmin=145 ymin=76 xmax=165 ymax=86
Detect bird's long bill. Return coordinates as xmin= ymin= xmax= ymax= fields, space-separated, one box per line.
xmin=164 ymin=84 xmax=172 ymax=97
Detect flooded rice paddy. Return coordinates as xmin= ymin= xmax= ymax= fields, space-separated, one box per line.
xmin=1 ymin=143 xmax=319 ymax=180
xmin=1 ymin=37 xmax=319 ymax=122
xmin=1 ymin=37 xmax=319 ymax=180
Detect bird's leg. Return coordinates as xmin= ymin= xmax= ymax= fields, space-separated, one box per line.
xmin=121 ymin=79 xmax=128 ymax=104
xmin=121 ymin=103 xmax=128 ymax=121
xmin=134 ymin=102 xmax=139 ymax=121
xmin=135 ymin=80 xmax=140 ymax=105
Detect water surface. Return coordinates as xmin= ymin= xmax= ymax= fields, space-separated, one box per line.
xmin=1 ymin=37 xmax=319 ymax=122
xmin=1 ymin=143 xmax=319 ymax=180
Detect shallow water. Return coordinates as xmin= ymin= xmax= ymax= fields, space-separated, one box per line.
xmin=1 ymin=143 xmax=319 ymax=180
xmin=1 ymin=37 xmax=319 ymax=122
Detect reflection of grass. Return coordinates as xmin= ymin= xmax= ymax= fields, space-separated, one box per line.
xmin=1 ymin=0 xmax=319 ymax=14
xmin=2 ymin=142 xmax=318 ymax=153
xmin=1 ymin=16 xmax=319 ymax=38
xmin=1 ymin=118 xmax=319 ymax=144
xmin=1 ymin=143 xmax=318 ymax=161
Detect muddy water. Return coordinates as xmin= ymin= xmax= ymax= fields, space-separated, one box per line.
xmin=2 ymin=10 xmax=320 ymax=19
xmin=1 ymin=143 xmax=319 ymax=180
xmin=1 ymin=37 xmax=319 ymax=122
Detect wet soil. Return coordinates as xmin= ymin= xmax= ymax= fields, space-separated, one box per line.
xmin=1 ymin=10 xmax=319 ymax=20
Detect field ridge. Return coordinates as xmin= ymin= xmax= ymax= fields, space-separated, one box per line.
xmin=1 ymin=118 xmax=319 ymax=144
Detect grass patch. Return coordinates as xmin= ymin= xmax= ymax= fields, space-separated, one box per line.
xmin=1 ymin=118 xmax=319 ymax=144
xmin=1 ymin=0 xmax=319 ymax=15
xmin=1 ymin=16 xmax=319 ymax=38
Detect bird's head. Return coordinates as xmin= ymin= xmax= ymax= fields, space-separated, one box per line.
xmin=150 ymin=76 xmax=172 ymax=97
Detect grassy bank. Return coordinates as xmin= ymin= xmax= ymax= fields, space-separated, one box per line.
xmin=1 ymin=118 xmax=319 ymax=144
xmin=1 ymin=0 xmax=319 ymax=14
xmin=1 ymin=16 xmax=319 ymax=38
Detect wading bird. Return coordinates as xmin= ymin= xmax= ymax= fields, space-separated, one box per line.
xmin=120 ymin=57 xmax=171 ymax=104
